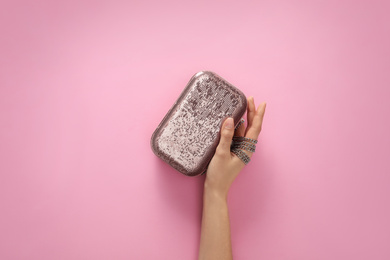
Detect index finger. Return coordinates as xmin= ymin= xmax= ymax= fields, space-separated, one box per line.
xmin=241 ymin=101 xmax=266 ymax=158
xmin=245 ymin=102 xmax=266 ymax=140
xmin=231 ymin=100 xmax=266 ymax=167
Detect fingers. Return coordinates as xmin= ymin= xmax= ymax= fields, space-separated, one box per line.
xmin=245 ymin=101 xmax=266 ymax=141
xmin=215 ymin=117 xmax=235 ymax=156
xmin=245 ymin=97 xmax=256 ymax=135
xmin=231 ymin=100 xmax=266 ymax=165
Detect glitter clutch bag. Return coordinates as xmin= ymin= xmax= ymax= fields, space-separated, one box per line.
xmin=150 ymin=71 xmax=247 ymax=176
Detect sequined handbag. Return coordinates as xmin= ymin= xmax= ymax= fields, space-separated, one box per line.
xmin=150 ymin=71 xmax=247 ymax=176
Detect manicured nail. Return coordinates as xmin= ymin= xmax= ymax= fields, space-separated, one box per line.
xmin=225 ymin=117 xmax=234 ymax=129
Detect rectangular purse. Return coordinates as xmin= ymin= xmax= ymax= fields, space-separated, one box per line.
xmin=150 ymin=71 xmax=247 ymax=176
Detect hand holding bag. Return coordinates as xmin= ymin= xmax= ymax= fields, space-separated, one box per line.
xmin=150 ymin=71 xmax=247 ymax=176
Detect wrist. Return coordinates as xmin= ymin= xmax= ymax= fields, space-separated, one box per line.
xmin=204 ymin=180 xmax=228 ymax=202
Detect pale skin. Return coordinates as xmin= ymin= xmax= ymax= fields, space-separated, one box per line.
xmin=198 ymin=97 xmax=267 ymax=260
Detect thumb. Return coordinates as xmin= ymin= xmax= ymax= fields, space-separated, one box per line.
xmin=216 ymin=117 xmax=235 ymax=155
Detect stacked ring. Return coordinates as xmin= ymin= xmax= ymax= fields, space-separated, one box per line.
xmin=232 ymin=136 xmax=258 ymax=144
xmin=231 ymin=148 xmax=251 ymax=165
xmin=231 ymin=142 xmax=256 ymax=153
xmin=230 ymin=120 xmax=258 ymax=165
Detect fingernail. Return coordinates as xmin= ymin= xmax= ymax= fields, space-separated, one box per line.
xmin=225 ymin=117 xmax=234 ymax=129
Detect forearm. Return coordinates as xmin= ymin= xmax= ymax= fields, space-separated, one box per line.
xmin=198 ymin=182 xmax=233 ymax=260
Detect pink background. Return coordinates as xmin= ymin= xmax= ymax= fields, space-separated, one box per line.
xmin=1 ymin=0 xmax=389 ymax=259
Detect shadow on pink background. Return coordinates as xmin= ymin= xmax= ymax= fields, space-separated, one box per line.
xmin=1 ymin=0 xmax=389 ymax=259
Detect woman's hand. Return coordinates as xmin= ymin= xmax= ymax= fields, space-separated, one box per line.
xmin=205 ymin=97 xmax=267 ymax=199
xmin=199 ymin=97 xmax=266 ymax=260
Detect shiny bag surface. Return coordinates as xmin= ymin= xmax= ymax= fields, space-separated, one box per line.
xmin=150 ymin=71 xmax=247 ymax=176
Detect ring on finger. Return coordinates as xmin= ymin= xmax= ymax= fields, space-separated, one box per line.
xmin=234 ymin=118 xmax=245 ymax=131
xmin=231 ymin=147 xmax=251 ymax=165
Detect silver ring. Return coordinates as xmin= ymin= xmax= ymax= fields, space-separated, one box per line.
xmin=232 ymin=136 xmax=258 ymax=144
xmin=231 ymin=148 xmax=251 ymax=165
xmin=231 ymin=142 xmax=256 ymax=153
xmin=234 ymin=118 xmax=245 ymax=130
xmin=230 ymin=136 xmax=258 ymax=165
